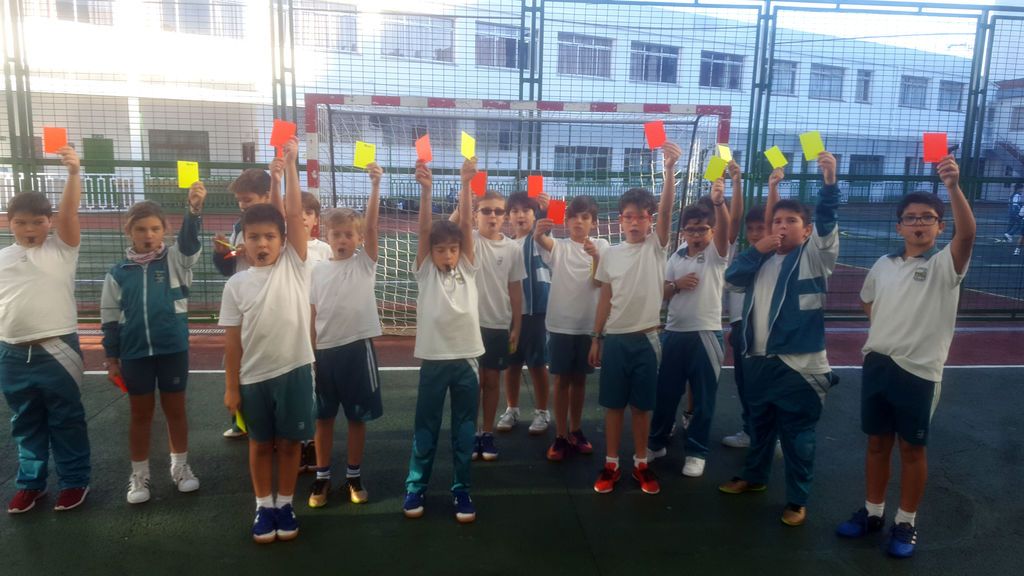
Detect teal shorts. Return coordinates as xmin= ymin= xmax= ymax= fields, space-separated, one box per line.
xmin=598 ymin=331 xmax=661 ymax=411
xmin=862 ymin=352 xmax=940 ymax=446
xmin=239 ymin=364 xmax=316 ymax=443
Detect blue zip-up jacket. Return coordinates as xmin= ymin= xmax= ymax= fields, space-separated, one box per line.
xmin=520 ymin=228 xmax=551 ymax=315
xmin=725 ymin=184 xmax=840 ymax=356
xmin=101 ymin=211 xmax=202 ymax=360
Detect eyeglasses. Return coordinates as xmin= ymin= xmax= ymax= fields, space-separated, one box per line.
xmin=683 ymin=226 xmax=712 ymax=236
xmin=478 ymin=208 xmax=506 ymax=216
xmin=899 ymin=215 xmax=939 ymax=225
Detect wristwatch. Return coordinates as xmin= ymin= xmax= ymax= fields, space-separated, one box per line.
xmin=589 ymin=331 xmax=605 ymax=340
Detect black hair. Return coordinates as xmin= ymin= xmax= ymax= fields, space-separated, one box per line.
xmin=681 ymin=203 xmax=715 ymax=228
xmin=429 ymin=219 xmax=462 ymax=249
xmin=771 ymin=200 xmax=812 ymax=226
xmin=229 ymin=169 xmax=272 ymax=197
xmin=125 ymin=200 xmax=168 ymax=231
xmin=897 ymin=192 xmax=945 ymax=220
xmin=744 ymin=205 xmax=766 ymax=225
xmin=619 ymin=187 xmax=657 ymax=215
xmin=240 ymin=203 xmax=286 ymax=237
xmin=507 ymin=192 xmax=539 ymax=215
xmin=7 ymin=192 xmax=52 ymax=219
xmin=567 ymin=195 xmax=599 ymax=220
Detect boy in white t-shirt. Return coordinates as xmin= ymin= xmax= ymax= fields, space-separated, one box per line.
xmin=219 ymin=138 xmax=315 ymax=544
xmin=1 ymin=147 xmax=91 ymax=514
xmin=301 ymin=191 xmax=334 ymax=265
xmin=647 ymin=177 xmax=730 ymax=479
xmin=307 ymin=162 xmax=384 ymax=508
xmin=836 ymin=156 xmax=974 ymax=559
xmin=403 ymin=158 xmax=484 ymax=524
xmin=589 ymin=141 xmax=680 ymax=496
xmin=534 ymin=196 xmax=608 ymax=461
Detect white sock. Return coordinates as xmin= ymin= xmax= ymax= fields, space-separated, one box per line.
xmin=131 ymin=460 xmax=149 ymax=476
xmin=605 ymin=456 xmax=619 ymax=470
xmin=634 ymin=454 xmax=648 ymax=468
xmin=255 ymin=495 xmax=273 ymax=510
xmin=894 ymin=508 xmax=916 ymax=526
xmin=170 ymin=452 xmax=187 ymax=468
xmin=508 ymin=406 xmax=520 ymax=414
xmin=865 ymin=501 xmax=885 ymax=517
xmin=275 ymin=493 xmax=294 ymax=508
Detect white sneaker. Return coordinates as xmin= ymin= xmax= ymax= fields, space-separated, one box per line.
xmin=681 ymin=411 xmax=694 ymax=430
xmin=127 ymin=472 xmax=151 ymax=504
xmin=1005 ymin=233 xmax=1014 ymax=242
xmin=722 ymin=431 xmax=751 ymax=448
xmin=682 ymin=456 xmax=706 ymax=478
xmin=1015 ymin=248 xmax=1022 ymax=256
xmin=528 ymin=410 xmax=550 ymax=435
xmin=775 ymin=440 xmax=784 ymax=459
xmin=647 ymin=447 xmax=667 ymax=461
xmin=222 ymin=426 xmax=246 ymax=439
xmin=171 ymin=463 xmax=200 ymax=493
xmin=496 ymin=407 xmax=519 ymax=432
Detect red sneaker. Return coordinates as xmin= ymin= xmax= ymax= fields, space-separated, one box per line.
xmin=569 ymin=429 xmax=593 ymax=455
xmin=7 ymin=489 xmax=46 ymax=514
xmin=632 ymin=463 xmax=661 ymax=495
xmin=593 ymin=464 xmax=621 ymax=494
xmin=54 ymin=486 xmax=89 ymax=511
xmin=547 ymin=437 xmax=570 ymax=462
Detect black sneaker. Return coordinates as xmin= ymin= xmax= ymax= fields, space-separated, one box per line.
xmin=471 ymin=435 xmax=482 ymax=461
xmin=299 ymin=441 xmax=317 ymax=473
xmin=345 ymin=477 xmax=368 ymax=504
xmin=307 ymin=478 xmax=330 ymax=508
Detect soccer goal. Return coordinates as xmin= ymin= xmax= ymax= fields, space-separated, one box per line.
xmin=303 ymin=94 xmax=730 ymax=335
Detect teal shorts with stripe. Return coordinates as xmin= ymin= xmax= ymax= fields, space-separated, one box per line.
xmin=598 ymin=331 xmax=661 ymax=411
xmin=239 ymin=364 xmax=316 ymax=443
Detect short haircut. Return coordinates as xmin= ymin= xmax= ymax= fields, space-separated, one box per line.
xmin=125 ymin=200 xmax=168 ymax=232
xmin=619 ymin=187 xmax=657 ymax=215
xmin=240 ymin=203 xmax=285 ymax=237
xmin=744 ymin=204 xmax=766 ymax=225
xmin=7 ymin=192 xmax=52 ymax=218
xmin=507 ymin=192 xmax=539 ymax=215
xmin=228 ymin=169 xmax=271 ymax=197
xmin=322 ymin=207 xmax=365 ymax=235
xmin=567 ymin=195 xmax=599 ymax=220
xmin=301 ymin=192 xmax=322 ymax=216
xmin=897 ymin=192 xmax=945 ymax=220
xmin=681 ymin=203 xmax=715 ymax=227
xmin=475 ymin=190 xmax=506 ymax=209
xmin=429 ymin=219 xmax=462 ymax=249
xmin=771 ymin=199 xmax=812 ymax=225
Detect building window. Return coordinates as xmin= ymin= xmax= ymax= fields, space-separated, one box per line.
xmin=294 ymin=1 xmax=357 ymax=52
xmin=368 ymin=116 xmax=457 ymax=145
xmin=938 ymin=81 xmax=965 ymax=112
xmin=900 ymin=76 xmax=930 ymax=109
xmin=1011 ymin=107 xmax=1024 ymax=131
xmin=623 ymin=148 xmax=654 ymax=173
xmin=850 ymin=154 xmax=884 ymax=175
xmin=476 ymin=22 xmax=530 ymax=70
xmin=771 ymin=60 xmax=797 ymax=96
xmin=554 ymin=146 xmax=611 ymax=179
xmin=54 ymin=0 xmax=113 ymax=25
xmin=149 ymin=130 xmax=210 ymax=177
xmin=856 ymin=70 xmax=872 ymax=103
xmin=381 ymin=15 xmax=454 ymax=62
xmin=557 ymin=32 xmax=613 ymax=78
xmin=476 ymin=120 xmax=519 ymax=152
xmin=808 ymin=64 xmax=844 ymax=100
xmin=699 ymin=51 xmax=743 ymax=89
xmin=160 ymin=0 xmax=244 ymax=39
xmin=630 ymin=42 xmax=678 ymax=84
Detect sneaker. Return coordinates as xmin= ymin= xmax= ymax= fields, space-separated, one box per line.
xmin=275 ymin=504 xmax=299 ymax=541
xmin=496 ymin=408 xmax=519 ymax=432
xmin=7 ymin=489 xmax=46 ymax=514
xmin=781 ymin=503 xmax=807 ymax=526
xmin=126 ymin=473 xmax=151 ymax=504
xmin=299 ymin=442 xmax=316 ymax=473
xmin=682 ymin=456 xmax=706 ymax=478
xmin=403 ymin=491 xmax=425 ymax=518
xmin=479 ymin=433 xmax=499 ymax=461
xmin=252 ymin=506 xmax=277 ymax=544
xmin=681 ymin=411 xmax=694 ymax=430
xmin=471 ymin=435 xmax=482 ymax=461
xmin=647 ymin=446 xmax=667 ymax=461
xmin=1005 ymin=233 xmax=1014 ymax=242
xmin=722 ymin=431 xmax=751 ymax=448
xmin=345 ymin=477 xmax=368 ymax=504
xmin=53 ymin=486 xmax=89 ymax=511
xmin=453 ymin=490 xmax=476 ymax=523
xmin=886 ymin=522 xmax=917 ymax=558
xmin=569 ymin=429 xmax=593 ymax=455
xmin=775 ymin=440 xmax=784 ymax=459
xmin=307 ymin=478 xmax=330 ymax=508
xmin=528 ymin=410 xmax=550 ymax=435
xmin=836 ymin=508 xmax=885 ymax=538
xmin=632 ymin=463 xmax=661 ymax=495
xmin=546 ymin=436 xmax=570 ymax=462
xmin=223 ymin=425 xmax=247 ymax=439
xmin=593 ymin=464 xmax=621 ymax=494
xmin=1015 ymin=247 xmax=1022 ymax=256
xmin=171 ymin=463 xmax=200 ymax=493
xmin=718 ymin=477 xmax=767 ymax=494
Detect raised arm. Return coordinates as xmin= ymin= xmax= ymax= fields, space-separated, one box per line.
xmin=765 ymin=168 xmax=784 ymax=230
xmin=534 ymin=218 xmax=555 ymax=252
xmin=727 ymin=160 xmax=744 ymax=244
xmin=178 ymin=181 xmax=206 ymax=258
xmin=657 ymin=142 xmax=681 ymax=246
xmin=938 ymin=155 xmax=975 ymax=274
xmin=55 ymin=147 xmax=82 ymax=247
xmin=282 ymin=137 xmax=307 ymax=259
xmin=364 ymin=162 xmax=382 ymax=262
xmin=710 ymin=177 xmax=730 ymax=257
xmin=814 ymin=151 xmax=841 ymax=237
xmin=415 ymin=161 xmax=433 ymax=268
xmin=269 ymin=156 xmax=285 ymax=217
xmin=459 ymin=158 xmax=476 ymax=265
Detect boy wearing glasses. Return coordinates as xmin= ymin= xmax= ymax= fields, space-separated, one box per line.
xmin=836 ymin=155 xmax=974 ymax=558
xmin=647 ymin=177 xmax=731 ymax=479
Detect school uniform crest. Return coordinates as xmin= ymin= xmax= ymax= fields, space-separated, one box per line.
xmin=154 ymin=270 xmax=167 ymax=284
xmin=913 ymin=267 xmax=927 ymax=281
xmin=496 ymin=256 xmax=504 ymax=267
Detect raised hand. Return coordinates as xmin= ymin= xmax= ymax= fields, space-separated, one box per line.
xmin=817 ymin=151 xmax=837 ymax=185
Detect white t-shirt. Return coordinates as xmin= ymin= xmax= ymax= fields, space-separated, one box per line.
xmin=473 ymin=231 xmax=527 ymax=330
xmin=219 ymin=245 xmax=315 ymax=385
xmin=665 ymin=242 xmax=729 ymax=332
xmin=861 ymin=244 xmax=968 ymax=382
xmin=594 ymin=233 xmax=668 ymax=334
xmin=540 ymin=237 xmax=610 ymax=335
xmin=310 ymin=251 xmax=382 ymax=350
xmin=414 ymin=255 xmax=486 ymax=360
xmin=0 ymin=236 xmax=79 ymax=344
xmin=307 ymin=239 xmax=333 ymax=265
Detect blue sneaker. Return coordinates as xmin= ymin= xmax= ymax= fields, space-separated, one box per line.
xmin=479 ymin=433 xmax=498 ymax=461
xmin=836 ymin=508 xmax=884 ymax=538
xmin=274 ymin=504 xmax=299 ymax=541
xmin=403 ymin=491 xmax=425 ymax=519
xmin=886 ymin=522 xmax=917 ymax=558
xmin=251 ymin=506 xmax=276 ymax=544
xmin=453 ymin=490 xmax=476 ymax=523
